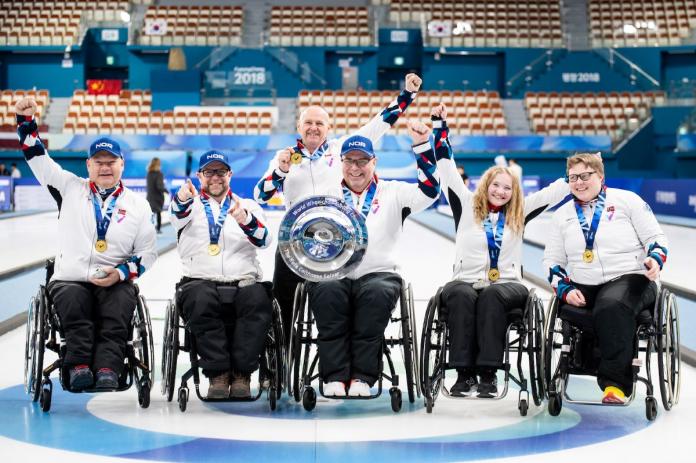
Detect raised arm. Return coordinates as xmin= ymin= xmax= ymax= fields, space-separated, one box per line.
xmin=352 ymin=73 xmax=421 ymax=144
xmin=170 ymin=179 xmax=198 ymax=231
xmin=253 ymin=147 xmax=292 ymax=204
xmin=523 ymin=178 xmax=571 ymax=224
xmin=395 ymin=119 xmax=440 ymax=213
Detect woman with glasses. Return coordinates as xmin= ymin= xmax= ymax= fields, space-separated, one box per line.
xmin=433 ymin=104 xmax=570 ymax=397
xmin=543 ymin=153 xmax=668 ymax=404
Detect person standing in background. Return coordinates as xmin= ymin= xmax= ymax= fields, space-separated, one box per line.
xmin=10 ymin=162 xmax=21 ymax=179
xmin=146 ymin=157 xmax=168 ymax=234
xmin=0 ymin=163 xmax=10 ymax=176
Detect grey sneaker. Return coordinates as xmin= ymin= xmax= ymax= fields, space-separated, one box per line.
xmin=229 ymin=371 xmax=251 ymax=398
xmin=207 ymin=372 xmax=230 ymax=399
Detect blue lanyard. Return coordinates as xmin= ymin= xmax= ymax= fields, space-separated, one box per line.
xmin=343 ymin=180 xmax=377 ymax=217
xmin=200 ymin=190 xmax=233 ymax=245
xmin=574 ymin=189 xmax=605 ymax=251
xmin=483 ymin=210 xmax=505 ymax=270
xmin=296 ymin=139 xmax=328 ymax=161
xmin=90 ymin=182 xmax=123 ymax=241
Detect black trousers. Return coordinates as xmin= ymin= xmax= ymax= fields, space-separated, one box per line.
xmin=442 ymin=280 xmax=529 ymax=369
xmin=567 ymin=273 xmax=656 ymax=393
xmin=308 ymin=272 xmax=401 ymax=385
xmin=48 ymin=280 xmax=137 ymax=375
xmin=178 ymin=279 xmax=273 ymax=377
xmin=272 ymin=247 xmax=304 ymax=349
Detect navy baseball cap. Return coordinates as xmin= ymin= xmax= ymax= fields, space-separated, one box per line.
xmin=89 ymin=137 xmax=122 ymax=158
xmin=340 ymin=135 xmax=375 ymax=159
xmin=198 ymin=150 xmax=231 ymax=171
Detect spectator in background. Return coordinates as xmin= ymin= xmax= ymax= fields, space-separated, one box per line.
xmin=146 ymin=157 xmax=168 ymax=234
xmin=0 ymin=163 xmax=10 ymax=176
xmin=508 ymin=159 xmax=523 ymax=181
xmin=457 ymin=164 xmax=470 ymax=187
xmin=493 ymin=155 xmax=507 ymax=168
xmin=10 ymin=163 xmax=21 ymax=179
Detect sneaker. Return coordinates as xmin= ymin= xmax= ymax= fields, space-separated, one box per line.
xmin=94 ymin=368 xmax=119 ymax=390
xmin=602 ymin=386 xmax=627 ymax=404
xmin=323 ymin=381 xmax=347 ymax=397
xmin=229 ymin=371 xmax=251 ymax=398
xmin=207 ymin=371 xmax=230 ymax=399
xmin=477 ymin=369 xmax=498 ymax=398
xmin=347 ymin=379 xmax=371 ymax=397
xmin=69 ymin=364 xmax=94 ymax=390
xmin=450 ymin=369 xmax=477 ymax=396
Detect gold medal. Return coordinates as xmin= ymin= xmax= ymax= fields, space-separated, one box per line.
xmin=290 ymin=152 xmax=302 ymax=164
xmin=208 ymin=243 xmax=221 ymax=256
xmin=488 ymin=268 xmax=500 ymax=282
xmin=583 ymin=249 xmax=594 ymax=263
xmin=95 ymin=239 xmax=107 ymax=252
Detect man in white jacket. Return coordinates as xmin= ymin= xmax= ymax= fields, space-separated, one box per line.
xmin=15 ymin=98 xmax=157 ymax=391
xmin=171 ymin=151 xmax=272 ymax=399
xmin=308 ymin=121 xmax=440 ymax=398
xmin=254 ymin=74 xmax=422 ymax=346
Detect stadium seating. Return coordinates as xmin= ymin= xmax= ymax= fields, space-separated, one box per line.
xmin=387 ymin=0 xmax=563 ymax=48
xmin=0 ymin=90 xmax=50 ymax=133
xmin=139 ymin=5 xmax=243 ymax=46
xmin=62 ymin=90 xmax=274 ymax=135
xmin=267 ymin=6 xmax=372 ymax=46
xmin=0 ymin=0 xmax=128 ymax=46
xmin=298 ymin=89 xmax=507 ymax=135
xmin=524 ymin=90 xmax=666 ymax=141
xmin=589 ymin=0 xmax=696 ymax=47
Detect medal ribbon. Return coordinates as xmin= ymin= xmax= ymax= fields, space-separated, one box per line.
xmin=343 ymin=179 xmax=377 ymax=217
xmin=296 ymin=139 xmax=328 ymax=161
xmin=574 ymin=188 xmax=606 ymax=253
xmin=200 ymin=190 xmax=233 ymax=246
xmin=90 ymin=181 xmax=124 ymax=242
xmin=483 ymin=210 xmax=505 ymax=271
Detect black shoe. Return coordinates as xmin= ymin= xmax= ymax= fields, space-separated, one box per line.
xmin=95 ymin=368 xmax=119 ymax=390
xmin=69 ymin=365 xmax=94 ymax=390
xmin=450 ymin=369 xmax=477 ymax=396
xmin=477 ymin=369 xmax=498 ymax=398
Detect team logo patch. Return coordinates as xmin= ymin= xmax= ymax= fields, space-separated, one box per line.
xmin=117 ymin=208 xmax=126 ymax=223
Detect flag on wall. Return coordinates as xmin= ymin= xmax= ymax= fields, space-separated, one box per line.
xmin=87 ymin=79 xmax=123 ymax=95
xmin=145 ymin=19 xmax=168 ymax=35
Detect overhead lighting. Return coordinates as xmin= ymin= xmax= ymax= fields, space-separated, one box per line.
xmin=120 ymin=11 xmax=131 ymax=22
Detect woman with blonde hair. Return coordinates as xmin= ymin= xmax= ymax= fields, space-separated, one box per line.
xmin=431 ymin=104 xmax=569 ymax=397
xmin=146 ymin=157 xmax=168 ymax=233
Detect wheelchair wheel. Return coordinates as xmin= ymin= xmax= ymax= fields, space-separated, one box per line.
xmin=548 ymin=391 xmax=562 ymax=416
xmin=420 ymin=289 xmax=445 ymax=413
xmin=40 ymin=378 xmax=52 ymax=413
xmin=390 ymin=387 xmax=402 ymax=412
xmin=133 ymin=294 xmax=155 ymax=398
xmin=266 ymin=300 xmax=285 ymax=406
xmin=400 ymin=282 xmax=420 ymax=403
xmin=302 ymin=386 xmax=316 ymax=411
xmin=287 ymin=283 xmax=304 ymax=402
xmin=290 ymin=283 xmax=313 ymax=403
xmin=526 ymin=290 xmax=546 ymax=406
xmin=161 ymin=300 xmax=179 ymax=402
xmin=138 ymin=383 xmax=151 ymax=409
xmin=25 ymin=287 xmax=47 ymax=402
xmin=544 ymin=296 xmax=565 ymax=399
xmin=656 ymin=288 xmax=681 ymax=410
xmin=645 ymin=396 xmax=658 ymax=421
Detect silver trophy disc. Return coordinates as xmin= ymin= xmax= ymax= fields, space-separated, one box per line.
xmin=278 ymin=195 xmax=368 ymax=282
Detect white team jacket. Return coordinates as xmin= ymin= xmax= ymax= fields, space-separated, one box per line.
xmin=170 ymin=193 xmax=271 ymax=282
xmin=254 ymin=90 xmax=416 ymax=209
xmin=26 ymin=153 xmax=157 ymax=283
xmin=438 ymin=156 xmax=570 ymax=283
xmin=543 ymin=187 xmax=668 ymax=286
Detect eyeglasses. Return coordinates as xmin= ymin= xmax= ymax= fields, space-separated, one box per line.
xmin=567 ymin=171 xmax=596 ymax=183
xmin=201 ymin=168 xmax=230 ymax=178
xmin=342 ymin=158 xmax=372 ymax=168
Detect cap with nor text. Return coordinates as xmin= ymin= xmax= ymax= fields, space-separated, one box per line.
xmin=89 ymin=137 xmax=122 ymax=159
xmin=198 ymin=150 xmax=231 ymax=171
xmin=340 ymin=135 xmax=375 ymax=159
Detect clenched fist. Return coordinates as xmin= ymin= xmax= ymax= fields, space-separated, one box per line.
xmin=15 ymin=98 xmax=38 ymax=117
xmin=177 ymin=179 xmax=198 ymax=202
xmin=431 ymin=103 xmax=447 ymax=121
xmin=407 ymin=120 xmax=430 ymax=145
xmin=405 ymin=73 xmax=423 ymax=93
xmin=229 ymin=195 xmax=248 ymax=224
xmin=277 ymin=147 xmax=293 ymax=173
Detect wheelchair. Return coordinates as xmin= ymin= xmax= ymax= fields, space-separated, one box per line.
xmin=544 ymin=284 xmax=681 ymax=421
xmin=161 ymin=281 xmax=285 ymax=412
xmin=24 ymin=260 xmax=154 ymax=413
xmin=420 ymin=286 xmax=546 ymax=416
xmin=287 ymin=279 xmax=421 ymax=412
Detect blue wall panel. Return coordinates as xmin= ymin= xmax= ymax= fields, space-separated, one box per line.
xmin=1 ymin=51 xmax=85 ymax=97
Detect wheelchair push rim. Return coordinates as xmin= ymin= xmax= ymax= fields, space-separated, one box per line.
xmin=657 ymin=288 xmax=681 ymax=410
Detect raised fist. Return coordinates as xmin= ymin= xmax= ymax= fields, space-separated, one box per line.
xmin=407 ymin=120 xmax=430 ymax=145
xmin=431 ymin=103 xmax=447 ymax=121
xmin=176 ymin=179 xmax=198 ymax=202
xmin=15 ymin=98 xmax=38 ymax=117
xmin=405 ymin=73 xmax=422 ymax=93
xmin=277 ymin=147 xmax=293 ymax=173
